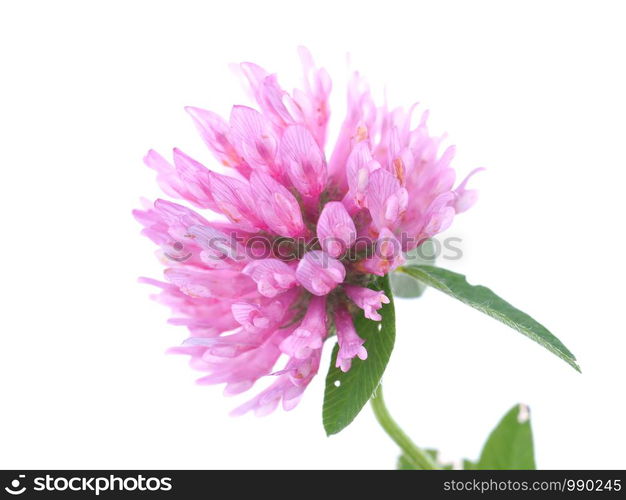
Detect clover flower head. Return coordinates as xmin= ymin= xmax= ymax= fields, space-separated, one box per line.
xmin=135 ymin=48 xmax=479 ymax=415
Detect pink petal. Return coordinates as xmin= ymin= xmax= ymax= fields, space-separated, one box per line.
xmin=346 ymin=142 xmax=378 ymax=209
xmin=279 ymin=125 xmax=327 ymax=201
xmin=293 ymin=46 xmax=332 ymax=147
xmin=356 ymin=228 xmax=405 ymax=276
xmin=186 ymin=224 xmax=247 ymax=269
xmin=185 ymin=106 xmax=249 ymax=175
xmin=344 ymin=285 xmax=390 ymax=321
xmin=152 ymin=198 xmax=210 ymax=229
xmin=295 ymin=250 xmax=346 ymax=296
xmin=280 ymin=296 xmax=327 ymax=358
xmin=260 ymin=75 xmax=296 ymax=127
xmin=208 ymin=172 xmax=264 ymax=232
xmin=240 ymin=64 xmax=295 ymax=130
xmin=144 ymin=149 xmax=217 ymax=210
xmin=239 ymin=62 xmax=269 ymax=98
xmin=242 ymin=258 xmax=298 ymax=297
xmin=164 ymin=267 xmax=255 ymax=299
xmin=317 ymin=201 xmax=357 ymax=258
xmin=454 ymin=167 xmax=484 ymax=213
xmin=334 ymin=306 xmax=367 ymax=373
xmin=367 ymin=168 xmax=408 ymax=231
xmin=249 ymin=171 xmax=306 ymax=237
xmin=327 ymin=72 xmax=377 ymax=190
xmin=229 ymin=105 xmax=279 ymax=175
xmin=171 ymin=148 xmax=217 ymax=207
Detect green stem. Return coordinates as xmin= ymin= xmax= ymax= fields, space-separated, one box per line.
xmin=370 ymin=384 xmax=439 ymax=470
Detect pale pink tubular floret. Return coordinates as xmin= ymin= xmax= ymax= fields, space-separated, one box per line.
xmin=230 ymin=376 xmax=307 ymax=416
xmin=453 ymin=167 xmax=485 ymax=213
xmin=279 ymin=125 xmax=327 ymax=202
xmin=140 ymin=277 xmax=239 ymax=337
xmin=421 ymin=193 xmax=456 ymax=236
xmin=231 ymin=299 xmax=283 ymax=333
xmin=283 ymin=348 xmax=322 ymax=391
xmin=242 ymin=258 xmax=297 ymax=298
xmin=344 ymin=285 xmax=390 ymax=321
xmin=357 ymin=228 xmax=406 ymax=276
xmin=249 ymin=171 xmax=306 ymax=237
xmin=143 ymin=150 xmax=185 ymax=202
xmin=345 ymin=141 xmax=379 ymax=210
xmin=207 ymin=171 xmax=264 ymax=232
xmin=183 ymin=329 xmax=266 ymax=359
xmin=196 ymin=332 xmax=285 ymax=395
xmin=296 ymin=251 xmax=346 ymax=296
xmin=293 ymin=46 xmax=331 ymax=147
xmin=185 ymin=106 xmax=249 ymax=176
xmin=334 ymin=305 xmax=368 ymax=373
xmin=280 ymin=296 xmax=327 ymax=359
xmin=171 ymin=148 xmax=217 ymax=206
xmin=134 ymin=200 xmax=248 ymax=270
xmin=151 ymin=198 xmax=211 ymax=229
xmin=137 ymin=49 xmax=480 ymax=416
xmin=232 ymin=347 xmax=322 ymax=415
xmin=228 ymin=105 xmax=280 ymax=177
xmin=187 ymin=224 xmax=246 ymax=269
xmin=133 ymin=199 xmax=204 ymax=254
xmin=147 ymin=199 xmax=248 ymax=254
xmin=262 ymin=75 xmax=300 ymax=128
xmin=402 ymin=192 xmax=456 ymax=250
xmin=238 ymin=62 xmax=268 ymax=100
xmin=144 ymin=149 xmax=217 ymax=210
xmin=317 ymin=202 xmax=357 ymax=258
xmin=240 ymin=63 xmax=296 ymax=130
xmin=328 ymin=72 xmax=376 ymax=190
xmin=165 ymin=267 xmax=255 ymax=299
xmin=367 ymin=168 xmax=409 ymax=232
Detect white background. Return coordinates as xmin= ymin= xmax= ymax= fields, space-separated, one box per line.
xmin=1 ymin=0 xmax=625 ymax=469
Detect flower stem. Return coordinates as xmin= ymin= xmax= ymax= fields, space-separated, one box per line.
xmin=370 ymin=384 xmax=439 ymax=470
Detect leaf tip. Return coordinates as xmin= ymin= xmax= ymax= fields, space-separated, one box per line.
xmin=516 ymin=403 xmax=530 ymax=423
xmin=566 ymin=357 xmax=582 ymax=373
xmin=323 ymin=422 xmax=336 ymax=437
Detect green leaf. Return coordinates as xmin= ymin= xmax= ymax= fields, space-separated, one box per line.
xmin=477 ymin=404 xmax=536 ymax=470
xmin=323 ymin=275 xmax=396 ymax=436
xmin=398 ymin=265 xmax=580 ymax=372
xmin=389 ymin=239 xmax=436 ymax=298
